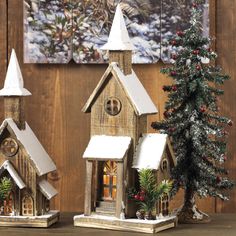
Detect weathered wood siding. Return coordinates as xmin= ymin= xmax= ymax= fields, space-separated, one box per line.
xmin=0 ymin=0 xmax=235 ymax=213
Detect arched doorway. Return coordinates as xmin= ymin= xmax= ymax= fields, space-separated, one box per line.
xmin=22 ymin=195 xmax=33 ymax=216
xmin=102 ymin=161 xmax=117 ymax=201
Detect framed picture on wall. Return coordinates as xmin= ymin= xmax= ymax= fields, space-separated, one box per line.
xmin=23 ymin=0 xmax=209 ymax=64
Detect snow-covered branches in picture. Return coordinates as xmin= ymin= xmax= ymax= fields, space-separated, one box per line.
xmin=24 ymin=0 xmax=209 ymax=64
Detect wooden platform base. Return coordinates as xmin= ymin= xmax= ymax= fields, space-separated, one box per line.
xmin=0 ymin=210 xmax=60 ymax=228
xmin=74 ymin=214 xmax=178 ymax=234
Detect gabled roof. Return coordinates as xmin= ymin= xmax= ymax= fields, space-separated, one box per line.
xmin=83 ymin=135 xmax=132 ymax=161
xmin=82 ymin=62 xmax=158 ymax=116
xmin=38 ymin=179 xmax=58 ymax=200
xmin=132 ymin=133 xmax=176 ymax=170
xmin=0 ymin=161 xmax=26 ymax=189
xmin=0 ymin=49 xmax=31 ymax=96
xmin=101 ymin=4 xmax=134 ymax=51
xmin=0 ymin=118 xmax=56 ymax=176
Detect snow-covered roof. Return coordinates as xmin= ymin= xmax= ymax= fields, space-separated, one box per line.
xmin=82 ymin=62 xmax=158 ymax=116
xmin=0 ymin=49 xmax=31 ymax=96
xmin=38 ymin=179 xmax=58 ymax=200
xmin=83 ymin=135 xmax=132 ymax=160
xmin=132 ymin=134 xmax=175 ymax=170
xmin=0 ymin=161 xmax=26 ymax=189
xmin=0 ymin=118 xmax=56 ymax=176
xmin=101 ymin=4 xmax=134 ymax=51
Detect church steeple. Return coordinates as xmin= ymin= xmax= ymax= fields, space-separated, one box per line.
xmin=101 ymin=4 xmax=134 ymax=75
xmin=0 ymin=49 xmax=31 ymax=130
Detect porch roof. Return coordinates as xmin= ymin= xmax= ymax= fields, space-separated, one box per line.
xmin=38 ymin=179 xmax=58 ymax=200
xmin=83 ymin=135 xmax=132 ymax=161
xmin=0 ymin=161 xmax=26 ymax=189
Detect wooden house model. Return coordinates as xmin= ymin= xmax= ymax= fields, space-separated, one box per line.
xmin=74 ymin=4 xmax=177 ymax=233
xmin=0 ymin=49 xmax=59 ymax=227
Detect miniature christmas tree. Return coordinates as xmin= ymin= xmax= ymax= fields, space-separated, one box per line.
xmin=130 ymin=169 xmax=172 ymax=220
xmin=152 ymin=1 xmax=234 ymax=223
xmin=0 ymin=177 xmax=12 ymax=203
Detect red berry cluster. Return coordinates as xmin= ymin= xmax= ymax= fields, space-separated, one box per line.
xmin=228 ymin=120 xmax=233 ymax=126
xmin=170 ymin=71 xmax=177 ymax=76
xmin=168 ymin=127 xmax=176 ymax=133
xmin=199 ymin=105 xmax=206 ymax=113
xmin=176 ymin=31 xmax=184 ymax=37
xmin=134 ymin=190 xmax=145 ymax=202
xmin=216 ymin=176 xmax=222 ymax=184
xmin=170 ymin=40 xmax=177 ymax=46
xmin=192 ymin=49 xmax=200 ymax=55
xmin=171 ymin=54 xmax=178 ymax=60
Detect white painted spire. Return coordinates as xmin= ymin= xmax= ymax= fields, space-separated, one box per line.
xmin=0 ymin=49 xmax=31 ymax=96
xmin=101 ymin=4 xmax=134 ymax=51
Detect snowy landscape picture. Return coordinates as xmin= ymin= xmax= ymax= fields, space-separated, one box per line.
xmin=24 ymin=0 xmax=209 ymax=64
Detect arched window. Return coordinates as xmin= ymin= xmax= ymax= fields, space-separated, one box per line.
xmin=161 ymin=193 xmax=169 ymax=216
xmin=102 ymin=161 xmax=117 ymax=200
xmin=161 ymin=159 xmax=168 ymax=171
xmin=22 ymin=195 xmax=33 ymax=216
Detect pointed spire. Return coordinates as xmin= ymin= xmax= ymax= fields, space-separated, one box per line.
xmin=0 ymin=49 xmax=31 ymax=96
xmin=101 ymin=4 xmax=134 ymax=51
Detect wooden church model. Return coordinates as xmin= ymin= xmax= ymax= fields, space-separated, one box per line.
xmin=0 ymin=49 xmax=59 ymax=227
xmin=74 ymin=4 xmax=177 ymax=233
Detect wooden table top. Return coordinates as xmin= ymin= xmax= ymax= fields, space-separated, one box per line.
xmin=0 ymin=213 xmax=235 ymax=236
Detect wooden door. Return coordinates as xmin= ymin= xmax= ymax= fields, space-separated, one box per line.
xmin=102 ymin=161 xmax=117 ymax=201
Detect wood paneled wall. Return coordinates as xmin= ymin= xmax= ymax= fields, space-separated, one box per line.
xmin=0 ymin=0 xmax=235 ymax=213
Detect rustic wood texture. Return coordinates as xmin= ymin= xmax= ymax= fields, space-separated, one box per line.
xmin=0 ymin=213 xmax=234 ymax=236
xmin=84 ymin=160 xmax=93 ymax=216
xmin=215 ymin=0 xmax=236 ymax=213
xmin=4 ymin=97 xmax=25 ymax=130
xmin=1 ymin=0 xmax=234 ymax=214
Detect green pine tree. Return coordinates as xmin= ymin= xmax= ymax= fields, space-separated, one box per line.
xmin=0 ymin=177 xmax=12 ymax=203
xmin=152 ymin=1 xmax=234 ymax=223
xmin=130 ymin=169 xmax=172 ymax=220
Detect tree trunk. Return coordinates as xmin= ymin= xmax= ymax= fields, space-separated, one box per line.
xmin=177 ymin=187 xmax=210 ymax=224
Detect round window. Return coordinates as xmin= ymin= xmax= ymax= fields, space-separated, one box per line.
xmin=105 ymin=97 xmax=122 ymax=116
xmin=0 ymin=138 xmax=19 ymax=157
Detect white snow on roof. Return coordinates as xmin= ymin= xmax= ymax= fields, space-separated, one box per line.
xmin=132 ymin=134 xmax=168 ymax=170
xmin=0 ymin=161 xmax=26 ymax=189
xmin=101 ymin=4 xmax=134 ymax=51
xmin=82 ymin=63 xmax=158 ymax=116
xmin=0 ymin=118 xmax=56 ymax=176
xmin=38 ymin=179 xmax=58 ymax=200
xmin=113 ymin=63 xmax=157 ymax=115
xmin=83 ymin=135 xmax=132 ymax=160
xmin=0 ymin=49 xmax=31 ymax=96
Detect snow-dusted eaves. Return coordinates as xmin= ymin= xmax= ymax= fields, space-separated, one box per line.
xmin=0 ymin=49 xmax=31 ymax=96
xmin=38 ymin=179 xmax=58 ymax=200
xmin=101 ymin=4 xmax=134 ymax=51
xmin=0 ymin=119 xmax=56 ymax=176
xmin=83 ymin=135 xmax=132 ymax=160
xmin=0 ymin=161 xmax=26 ymax=189
xmin=132 ymin=133 xmax=174 ymax=170
xmin=82 ymin=62 xmax=158 ymax=116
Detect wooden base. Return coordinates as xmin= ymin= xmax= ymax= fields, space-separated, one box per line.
xmin=0 ymin=210 xmax=60 ymax=228
xmin=74 ymin=214 xmax=178 ymax=234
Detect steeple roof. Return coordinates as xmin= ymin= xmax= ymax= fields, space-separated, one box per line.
xmin=0 ymin=49 xmax=31 ymax=96
xmin=101 ymin=4 xmax=134 ymax=51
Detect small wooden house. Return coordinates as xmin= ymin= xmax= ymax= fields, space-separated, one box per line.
xmin=79 ymin=4 xmax=175 ymax=220
xmin=0 ymin=50 xmax=59 ymax=227
xmin=132 ymin=133 xmax=176 ymax=216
